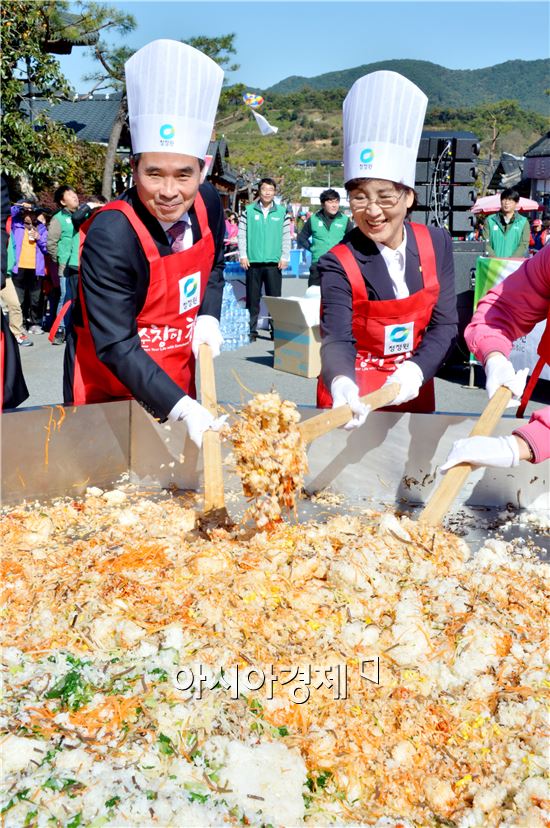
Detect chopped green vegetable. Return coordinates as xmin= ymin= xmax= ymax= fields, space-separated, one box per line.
xmin=43 ymin=777 xmax=81 ymax=793
xmin=157 ymin=733 xmax=175 ymax=755
xmin=44 ymin=669 xmax=92 ymax=711
xmin=105 ymin=795 xmax=120 ymax=809
xmin=1 ymin=789 xmax=31 ymax=814
xmin=188 ymin=791 xmax=209 ymax=804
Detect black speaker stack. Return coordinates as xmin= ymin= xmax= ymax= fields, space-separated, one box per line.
xmin=413 ymin=131 xmax=480 ymax=238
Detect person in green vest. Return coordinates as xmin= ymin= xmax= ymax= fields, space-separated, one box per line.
xmin=238 ymin=178 xmax=290 ymax=341
xmin=297 ymin=189 xmax=353 ymax=287
xmin=47 ymin=185 xmax=95 ymax=344
xmin=482 ymin=188 xmax=530 ymax=259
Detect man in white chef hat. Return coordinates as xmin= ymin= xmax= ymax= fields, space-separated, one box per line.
xmin=317 ymin=70 xmax=457 ymax=424
xmin=63 ymin=40 xmax=228 ymax=447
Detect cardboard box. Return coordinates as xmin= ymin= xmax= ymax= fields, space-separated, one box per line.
xmin=264 ymin=296 xmax=322 ymax=378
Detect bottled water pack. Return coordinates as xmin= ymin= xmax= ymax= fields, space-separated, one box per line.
xmin=220 ymin=267 xmax=250 ymax=351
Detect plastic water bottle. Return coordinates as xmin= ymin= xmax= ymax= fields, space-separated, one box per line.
xmin=222 ymin=267 xmax=250 ymax=350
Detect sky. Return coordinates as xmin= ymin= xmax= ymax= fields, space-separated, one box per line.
xmin=57 ymin=0 xmax=550 ymax=94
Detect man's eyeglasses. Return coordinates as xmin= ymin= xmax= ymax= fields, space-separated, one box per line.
xmin=349 ymin=190 xmax=405 ymax=210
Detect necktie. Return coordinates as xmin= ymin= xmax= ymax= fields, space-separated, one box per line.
xmin=167 ymin=220 xmax=189 ymax=253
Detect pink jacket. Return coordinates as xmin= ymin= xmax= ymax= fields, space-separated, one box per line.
xmin=465 ymin=246 xmax=550 ymax=463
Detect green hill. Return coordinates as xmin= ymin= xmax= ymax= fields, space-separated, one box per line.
xmin=266 ymin=59 xmax=550 ymax=115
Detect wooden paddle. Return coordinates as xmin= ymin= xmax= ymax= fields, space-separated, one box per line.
xmin=298 ymin=383 xmax=400 ymax=445
xmin=419 ymin=386 xmax=512 ymax=526
xmin=199 ymin=344 xmax=231 ymax=527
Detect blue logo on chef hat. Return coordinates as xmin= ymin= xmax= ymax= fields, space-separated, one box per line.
xmin=360 ymin=148 xmax=374 ymax=164
xmin=390 ymin=325 xmax=410 ymax=343
xmin=160 ymin=123 xmax=175 ymax=140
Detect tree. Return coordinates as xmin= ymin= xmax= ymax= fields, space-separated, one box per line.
xmin=1 ymin=1 xmax=75 ymax=192
xmin=1 ymin=0 xmax=135 ymax=195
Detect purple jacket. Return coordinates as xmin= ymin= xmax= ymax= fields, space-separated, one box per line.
xmin=9 ymin=206 xmax=48 ymax=276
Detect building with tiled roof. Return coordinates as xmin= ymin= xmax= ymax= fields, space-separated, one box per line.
xmin=523 ymin=132 xmax=550 ymax=211
xmin=21 ymin=92 xmax=130 ymax=146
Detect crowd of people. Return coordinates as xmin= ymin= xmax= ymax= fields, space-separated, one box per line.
xmin=0 ymin=189 xmax=106 ymax=348
xmin=1 ymin=40 xmax=548 ymax=474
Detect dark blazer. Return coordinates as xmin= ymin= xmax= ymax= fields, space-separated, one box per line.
xmin=63 ymin=182 xmax=225 ymax=419
xmin=319 ymin=223 xmax=458 ymax=389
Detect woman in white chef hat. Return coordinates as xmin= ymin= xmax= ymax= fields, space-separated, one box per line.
xmin=63 ymin=40 xmax=228 ymax=448
xmin=317 ymin=71 xmax=457 ymax=427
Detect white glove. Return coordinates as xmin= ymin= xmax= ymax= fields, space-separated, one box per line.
xmin=485 ymin=353 xmax=528 ymax=404
xmin=385 ymin=361 xmax=424 ymax=405
xmin=330 ymin=376 xmax=370 ymax=430
xmin=171 ymin=396 xmax=227 ymax=449
xmin=440 ymin=435 xmax=520 ymax=471
xmin=192 ymin=315 xmax=223 ymax=359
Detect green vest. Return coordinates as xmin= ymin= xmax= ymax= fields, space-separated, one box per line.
xmin=486 ymin=213 xmax=528 ymax=258
xmin=52 ymin=209 xmax=80 ymax=267
xmin=309 ymin=211 xmax=348 ymax=263
xmin=246 ymin=201 xmax=286 ymax=263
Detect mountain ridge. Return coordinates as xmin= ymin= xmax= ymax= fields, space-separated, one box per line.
xmin=265 ymin=58 xmax=550 ymax=115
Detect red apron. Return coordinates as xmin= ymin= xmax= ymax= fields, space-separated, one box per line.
xmin=317 ymin=223 xmax=440 ymax=413
xmin=516 ymin=307 xmax=550 ymax=419
xmin=70 ymin=194 xmax=214 ymax=405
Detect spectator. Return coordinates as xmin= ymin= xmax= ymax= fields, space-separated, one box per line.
xmin=0 ymin=270 xmax=28 ymax=345
xmin=0 ymin=199 xmax=29 ymax=346
xmin=467 ymin=215 xmax=485 ymax=242
xmin=71 ymin=194 xmax=108 ymax=231
xmin=8 ymin=201 xmax=48 ymax=336
xmin=47 ymin=185 xmax=83 ymax=344
xmin=287 ymin=207 xmax=296 ymax=248
xmin=482 ymin=188 xmax=530 ymax=259
xmin=224 ymin=210 xmax=239 ymax=259
xmin=0 ymin=174 xmax=29 ymax=408
xmin=238 ymin=178 xmax=290 ymax=341
xmin=297 ymin=188 xmax=352 ymax=287
xmin=295 ymin=208 xmax=307 ymax=236
xmin=34 ymin=205 xmax=61 ymax=334
xmin=529 ymin=218 xmax=547 ymax=255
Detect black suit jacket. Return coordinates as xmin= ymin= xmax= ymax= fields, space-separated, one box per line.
xmin=319 ymin=223 xmax=458 ymax=389
xmin=64 ymin=182 xmax=225 ymax=419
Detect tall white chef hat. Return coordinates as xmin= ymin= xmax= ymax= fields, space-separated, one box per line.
xmin=125 ymin=39 xmax=224 ymax=159
xmin=343 ymin=70 xmax=428 ymax=188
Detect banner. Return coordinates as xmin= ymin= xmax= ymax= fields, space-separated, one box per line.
xmin=472 ymin=257 xmax=550 ymax=381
